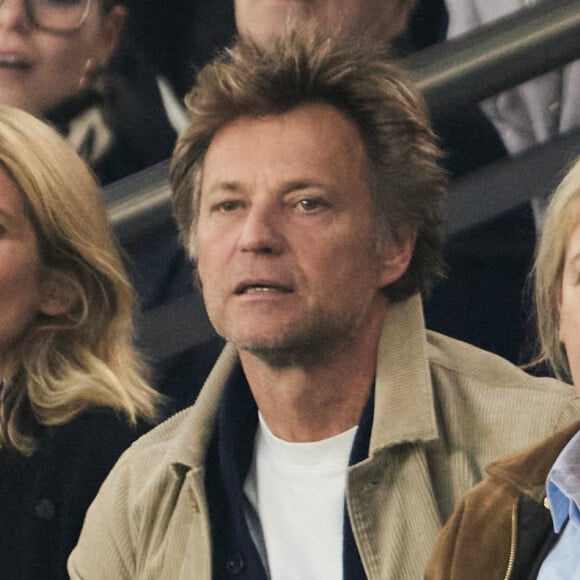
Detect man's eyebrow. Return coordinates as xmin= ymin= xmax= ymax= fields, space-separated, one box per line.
xmin=280 ymin=180 xmax=327 ymax=194
xmin=204 ymin=179 xmax=329 ymax=197
xmin=204 ymin=181 xmax=243 ymax=196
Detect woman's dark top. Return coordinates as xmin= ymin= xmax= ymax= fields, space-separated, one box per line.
xmin=0 ymin=410 xmax=149 ymax=580
xmin=47 ymin=48 xmax=177 ymax=187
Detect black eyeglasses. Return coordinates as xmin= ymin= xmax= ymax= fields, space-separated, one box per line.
xmin=0 ymin=0 xmax=93 ymax=34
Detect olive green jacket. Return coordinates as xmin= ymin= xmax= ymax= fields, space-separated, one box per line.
xmin=68 ymin=294 xmax=580 ymax=580
xmin=425 ymin=420 xmax=580 ymax=580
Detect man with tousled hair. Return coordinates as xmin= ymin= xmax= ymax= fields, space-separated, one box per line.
xmin=69 ymin=31 xmax=580 ymax=580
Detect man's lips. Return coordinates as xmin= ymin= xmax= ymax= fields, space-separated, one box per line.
xmin=234 ymin=280 xmax=294 ymax=295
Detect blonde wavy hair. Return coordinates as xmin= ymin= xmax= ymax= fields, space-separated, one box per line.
xmin=0 ymin=105 xmax=160 ymax=454
xmin=532 ymin=157 xmax=580 ymax=381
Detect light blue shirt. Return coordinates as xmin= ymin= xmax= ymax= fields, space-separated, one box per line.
xmin=538 ymin=430 xmax=580 ymax=579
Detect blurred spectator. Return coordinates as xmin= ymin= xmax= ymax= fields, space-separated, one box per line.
xmin=446 ymin=0 xmax=580 ymax=157
xmin=128 ymin=0 xmax=235 ymax=98
xmin=0 ymin=0 xmax=177 ymax=185
xmin=234 ymin=0 xmax=416 ymax=45
xmin=0 ymin=104 xmax=161 ymax=579
xmin=426 ymin=0 xmax=577 ymax=363
xmin=446 ymin=0 xmax=580 ymax=231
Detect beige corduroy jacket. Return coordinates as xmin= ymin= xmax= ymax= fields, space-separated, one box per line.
xmin=68 ymin=294 xmax=580 ymax=580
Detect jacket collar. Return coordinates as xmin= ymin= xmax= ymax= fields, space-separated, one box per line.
xmin=372 ymin=293 xmax=438 ymax=453
xmin=168 ymin=343 xmax=239 ymax=470
xmin=486 ymin=419 xmax=580 ymax=502
xmin=167 ymin=292 xmax=437 ymax=470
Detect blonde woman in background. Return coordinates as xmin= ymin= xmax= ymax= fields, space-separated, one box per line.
xmin=426 ymin=159 xmax=580 ymax=579
xmin=0 ymin=104 xmax=160 ymax=580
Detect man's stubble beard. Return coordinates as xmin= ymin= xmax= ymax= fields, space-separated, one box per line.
xmin=227 ymin=301 xmax=377 ymax=369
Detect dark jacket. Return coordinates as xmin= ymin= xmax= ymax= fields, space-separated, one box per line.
xmin=47 ymin=50 xmax=176 ymax=187
xmin=154 ymin=337 xmax=225 ymax=414
xmin=425 ymin=420 xmax=580 ymax=580
xmin=0 ymin=410 xmax=150 ymax=580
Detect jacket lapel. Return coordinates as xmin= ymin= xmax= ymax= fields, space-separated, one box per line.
xmin=347 ymin=294 xmax=442 ymax=579
xmin=157 ymin=344 xmax=240 ymax=580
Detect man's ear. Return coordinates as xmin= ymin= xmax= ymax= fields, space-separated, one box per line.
xmin=39 ymin=270 xmax=79 ymax=317
xmin=377 ymin=231 xmax=416 ymax=288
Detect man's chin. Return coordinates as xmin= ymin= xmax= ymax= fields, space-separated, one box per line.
xmin=232 ymin=334 xmax=342 ymax=369
xmin=232 ymin=336 xmax=294 ymax=367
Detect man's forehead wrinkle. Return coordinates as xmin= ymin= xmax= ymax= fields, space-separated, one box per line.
xmin=205 ymin=181 xmax=242 ymax=194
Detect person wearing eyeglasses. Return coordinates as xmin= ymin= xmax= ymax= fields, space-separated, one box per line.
xmin=0 ymin=0 xmax=177 ymax=186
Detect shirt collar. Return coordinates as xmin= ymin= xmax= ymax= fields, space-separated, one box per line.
xmin=546 ymin=429 xmax=580 ymax=533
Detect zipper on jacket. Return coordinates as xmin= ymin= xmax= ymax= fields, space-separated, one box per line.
xmin=503 ymin=499 xmax=518 ymax=580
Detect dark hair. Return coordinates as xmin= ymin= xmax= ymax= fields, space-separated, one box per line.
xmin=171 ymin=29 xmax=447 ymax=301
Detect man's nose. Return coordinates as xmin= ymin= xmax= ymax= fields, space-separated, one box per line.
xmin=238 ymin=203 xmax=285 ymax=254
xmin=0 ymin=0 xmax=34 ymax=34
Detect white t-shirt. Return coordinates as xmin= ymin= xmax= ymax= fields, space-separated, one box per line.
xmin=243 ymin=413 xmax=357 ymax=579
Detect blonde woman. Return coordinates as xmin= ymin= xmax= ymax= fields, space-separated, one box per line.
xmin=426 ymin=159 xmax=580 ymax=579
xmin=0 ymin=104 xmax=160 ymax=579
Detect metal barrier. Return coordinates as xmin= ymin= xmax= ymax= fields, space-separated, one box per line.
xmin=407 ymin=0 xmax=580 ymax=115
xmin=446 ymin=127 xmax=580 ymax=237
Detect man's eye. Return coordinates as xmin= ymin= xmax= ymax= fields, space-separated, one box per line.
xmin=297 ymin=198 xmax=327 ymax=212
xmin=216 ymin=200 xmax=243 ymax=212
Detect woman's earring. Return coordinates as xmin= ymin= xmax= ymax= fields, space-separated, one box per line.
xmin=79 ymin=59 xmax=102 ymax=91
